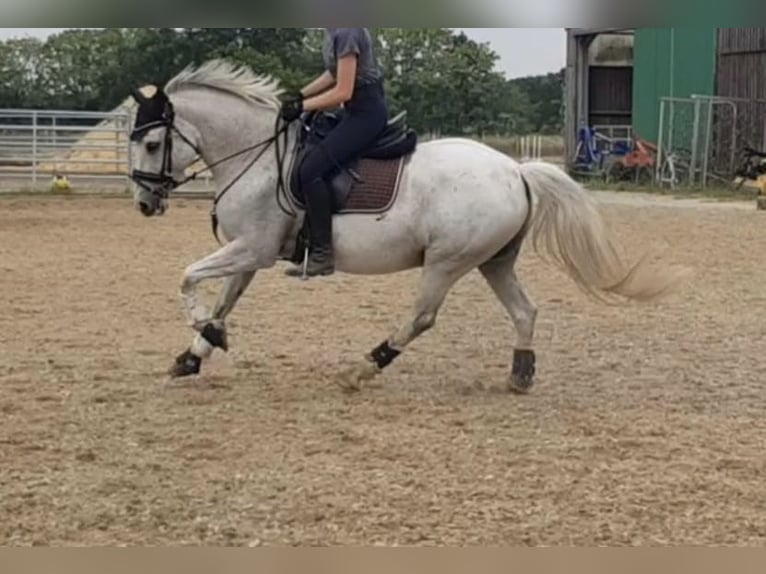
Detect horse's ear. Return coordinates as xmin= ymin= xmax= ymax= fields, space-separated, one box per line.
xmin=130 ymin=87 xmax=148 ymax=104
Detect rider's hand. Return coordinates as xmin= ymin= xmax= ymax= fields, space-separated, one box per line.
xmin=280 ymin=92 xmax=304 ymax=123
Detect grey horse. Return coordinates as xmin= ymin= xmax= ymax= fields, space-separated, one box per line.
xmin=128 ymin=60 xmax=688 ymax=392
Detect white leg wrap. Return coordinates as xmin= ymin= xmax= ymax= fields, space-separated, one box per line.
xmin=191 ymin=334 xmax=215 ymax=359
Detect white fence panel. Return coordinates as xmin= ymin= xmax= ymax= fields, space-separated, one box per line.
xmin=0 ymin=108 xmax=136 ymax=192
xmin=0 ymin=107 xmax=220 ymax=196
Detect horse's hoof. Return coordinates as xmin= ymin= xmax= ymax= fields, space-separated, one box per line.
xmin=170 ymin=349 xmax=202 ymax=378
xmin=337 ymin=360 xmax=381 ymax=393
xmin=509 ymin=376 xmax=534 ymax=394
xmin=509 ymin=349 xmax=536 ymax=394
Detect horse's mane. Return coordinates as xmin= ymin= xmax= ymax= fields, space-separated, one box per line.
xmin=164 ymin=58 xmax=284 ymax=110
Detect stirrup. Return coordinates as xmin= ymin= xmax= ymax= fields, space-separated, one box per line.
xmin=284 ymin=247 xmax=311 ymax=280
xmin=287 ymin=246 xmax=335 ymax=279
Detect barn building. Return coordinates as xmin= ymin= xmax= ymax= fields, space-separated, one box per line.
xmin=564 ymin=27 xmax=766 ymax=174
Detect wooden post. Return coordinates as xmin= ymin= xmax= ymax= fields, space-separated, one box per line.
xmin=564 ymin=30 xmax=579 ymax=170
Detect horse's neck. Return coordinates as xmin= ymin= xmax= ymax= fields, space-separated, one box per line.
xmin=174 ymin=91 xmax=281 ymax=182
xmin=174 ymin=92 xmax=304 ymax=235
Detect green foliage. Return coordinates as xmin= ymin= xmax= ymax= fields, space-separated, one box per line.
xmin=0 ymin=28 xmax=564 ymax=136
xmin=509 ymin=69 xmax=565 ymax=135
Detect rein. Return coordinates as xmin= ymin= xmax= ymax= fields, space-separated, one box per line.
xmin=208 ymin=115 xmax=298 ymax=243
xmin=130 ymin=102 xmax=301 ymax=244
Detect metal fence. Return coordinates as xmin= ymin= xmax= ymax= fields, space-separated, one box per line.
xmin=0 ymin=108 xmax=136 ymax=192
xmin=591 ymin=124 xmax=633 ymax=148
xmin=656 ymin=95 xmax=766 ymax=189
xmin=0 ymin=107 xmax=220 ymax=194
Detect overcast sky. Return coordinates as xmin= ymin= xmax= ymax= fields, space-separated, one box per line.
xmin=0 ymin=28 xmax=567 ymax=79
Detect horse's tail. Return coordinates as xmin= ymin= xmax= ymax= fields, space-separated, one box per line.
xmin=517 ymin=161 xmax=690 ymax=303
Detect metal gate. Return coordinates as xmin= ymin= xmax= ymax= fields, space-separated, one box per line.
xmin=655 ymin=95 xmax=766 ymax=189
xmin=0 ymin=108 xmax=132 ymax=192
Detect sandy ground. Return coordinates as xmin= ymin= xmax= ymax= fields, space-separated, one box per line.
xmin=1 ymin=191 xmax=766 ymax=546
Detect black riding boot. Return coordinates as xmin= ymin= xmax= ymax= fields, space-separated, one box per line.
xmin=286 ymin=177 xmax=335 ymax=278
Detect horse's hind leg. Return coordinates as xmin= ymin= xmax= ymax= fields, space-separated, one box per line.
xmin=479 ymin=255 xmax=538 ymax=394
xmin=338 ymin=262 xmax=468 ymax=392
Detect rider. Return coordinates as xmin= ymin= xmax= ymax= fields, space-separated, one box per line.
xmin=280 ymin=28 xmax=389 ymax=277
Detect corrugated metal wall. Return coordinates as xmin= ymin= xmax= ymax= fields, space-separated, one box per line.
xmin=631 ymin=28 xmax=717 ymax=142
xmin=717 ymin=27 xmax=766 ymax=56
xmin=717 ymin=28 xmax=766 ymax=101
xmin=715 ymin=28 xmax=766 ymax=155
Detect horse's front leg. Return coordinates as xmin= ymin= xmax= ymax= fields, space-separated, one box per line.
xmin=171 ymin=238 xmax=270 ymax=378
xmin=172 ymin=271 xmax=256 ymax=377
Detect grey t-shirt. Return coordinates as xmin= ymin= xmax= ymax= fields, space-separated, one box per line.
xmin=323 ymin=28 xmax=383 ymax=88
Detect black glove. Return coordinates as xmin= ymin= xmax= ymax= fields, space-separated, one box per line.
xmin=283 ymin=90 xmax=303 ymax=103
xmin=280 ymin=93 xmax=304 ymax=123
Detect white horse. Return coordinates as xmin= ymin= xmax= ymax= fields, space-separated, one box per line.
xmin=128 ymin=59 xmax=687 ymax=393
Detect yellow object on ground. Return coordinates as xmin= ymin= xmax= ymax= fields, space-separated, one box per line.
xmin=51 ymin=175 xmax=71 ymax=193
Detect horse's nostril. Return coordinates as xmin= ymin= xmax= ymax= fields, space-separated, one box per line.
xmin=139 ymin=201 xmax=154 ymax=216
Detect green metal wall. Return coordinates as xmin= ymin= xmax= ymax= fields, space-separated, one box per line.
xmin=632 ymin=28 xmax=718 ymax=142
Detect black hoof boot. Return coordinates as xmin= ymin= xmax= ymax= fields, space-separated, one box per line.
xmin=201 ymin=322 xmax=228 ymax=352
xmin=510 ymin=349 xmax=536 ymax=394
xmin=170 ymin=349 xmax=202 ymax=378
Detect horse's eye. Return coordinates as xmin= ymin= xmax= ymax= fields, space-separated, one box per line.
xmin=146 ymin=141 xmax=161 ymax=153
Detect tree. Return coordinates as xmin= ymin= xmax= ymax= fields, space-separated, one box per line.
xmin=0 ymin=38 xmax=47 ymax=109
xmin=509 ymin=69 xmax=565 ymax=134
xmin=372 ymin=28 xmax=508 ymax=135
xmin=0 ymin=28 xmax=564 ymax=138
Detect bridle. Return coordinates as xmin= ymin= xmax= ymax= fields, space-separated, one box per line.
xmin=129 ymin=97 xmax=299 ymax=243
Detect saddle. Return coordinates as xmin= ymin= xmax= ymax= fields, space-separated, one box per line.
xmin=287 ymin=109 xmax=418 ymax=214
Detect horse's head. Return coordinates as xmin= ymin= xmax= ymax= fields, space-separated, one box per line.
xmin=129 ymin=86 xmax=202 ymax=217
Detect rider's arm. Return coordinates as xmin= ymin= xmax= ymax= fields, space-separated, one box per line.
xmin=302 ymin=54 xmax=357 ymax=112
xmin=300 ymin=71 xmax=335 ymax=98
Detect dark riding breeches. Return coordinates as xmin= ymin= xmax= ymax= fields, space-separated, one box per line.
xmin=296 ymin=81 xmax=388 ymax=251
xmin=297 ymin=84 xmax=389 ymax=194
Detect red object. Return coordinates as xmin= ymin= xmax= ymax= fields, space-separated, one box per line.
xmin=619 ymin=137 xmax=656 ymax=169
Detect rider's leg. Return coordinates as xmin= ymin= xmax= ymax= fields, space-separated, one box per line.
xmin=287 ymin=94 xmax=387 ymax=278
